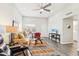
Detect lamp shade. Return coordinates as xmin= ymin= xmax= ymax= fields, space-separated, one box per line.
xmin=6 ymin=26 xmax=16 ymax=33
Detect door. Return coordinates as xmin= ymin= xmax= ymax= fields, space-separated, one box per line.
xmin=63 ymin=17 xmax=73 ymax=44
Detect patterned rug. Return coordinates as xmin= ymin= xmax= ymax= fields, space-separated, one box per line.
xmin=30 ymin=40 xmax=48 ymax=47
xmin=31 ymin=48 xmax=54 ymax=55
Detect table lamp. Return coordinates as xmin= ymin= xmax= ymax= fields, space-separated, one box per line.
xmin=6 ymin=26 xmax=16 ymax=33
xmin=6 ymin=26 xmax=16 ymax=45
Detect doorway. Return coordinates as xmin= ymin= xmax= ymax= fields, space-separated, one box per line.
xmin=63 ymin=16 xmax=78 ymax=44
xmin=73 ymin=20 xmax=78 ymax=42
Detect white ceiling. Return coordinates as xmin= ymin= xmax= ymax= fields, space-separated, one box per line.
xmin=15 ymin=3 xmax=70 ymax=18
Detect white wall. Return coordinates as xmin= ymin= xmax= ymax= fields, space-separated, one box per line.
xmin=48 ymin=4 xmax=78 ymax=44
xmin=0 ymin=3 xmax=13 ymax=26
xmin=77 ymin=15 xmax=79 ymax=51
xmin=48 ymin=4 xmax=79 ymax=51
xmin=73 ymin=20 xmax=78 ymax=41
xmin=61 ymin=4 xmax=79 ymax=50
xmin=22 ymin=16 xmax=48 ymax=37
xmin=63 ymin=17 xmax=73 ymax=44
xmin=0 ymin=3 xmax=22 ymax=31
xmin=48 ymin=12 xmax=63 ymax=34
xmin=48 ymin=12 xmax=64 ymax=43
xmin=48 ymin=13 xmax=76 ymax=44
xmin=12 ymin=4 xmax=22 ymax=32
xmin=0 ymin=3 xmax=22 ymax=44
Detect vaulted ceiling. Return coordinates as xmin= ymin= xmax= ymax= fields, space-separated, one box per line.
xmin=15 ymin=3 xmax=70 ymax=18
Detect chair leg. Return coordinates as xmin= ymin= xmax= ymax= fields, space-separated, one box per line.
xmin=39 ymin=39 xmax=43 ymax=44
xmin=35 ymin=38 xmax=43 ymax=45
xmin=35 ymin=39 xmax=38 ymax=45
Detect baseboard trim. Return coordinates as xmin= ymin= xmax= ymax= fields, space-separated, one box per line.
xmin=60 ymin=41 xmax=73 ymax=44
xmin=41 ymin=36 xmax=49 ymax=38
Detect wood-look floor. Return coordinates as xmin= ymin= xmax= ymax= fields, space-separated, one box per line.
xmin=29 ymin=38 xmax=78 ymax=56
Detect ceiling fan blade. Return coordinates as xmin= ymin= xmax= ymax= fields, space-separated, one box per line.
xmin=43 ymin=3 xmax=51 ymax=9
xmin=43 ymin=9 xmax=50 ymax=12
xmin=32 ymin=9 xmax=40 ymax=11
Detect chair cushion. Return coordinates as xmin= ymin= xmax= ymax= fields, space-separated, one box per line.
xmin=18 ymin=33 xmax=24 ymax=39
xmin=2 ymin=33 xmax=11 ymax=44
xmin=34 ymin=32 xmax=41 ymax=38
xmin=13 ymin=33 xmax=19 ymax=39
xmin=0 ymin=43 xmax=8 ymax=51
xmin=3 ymin=44 xmax=7 ymax=51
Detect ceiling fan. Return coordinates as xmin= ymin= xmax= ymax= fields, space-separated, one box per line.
xmin=33 ymin=3 xmax=52 ymax=14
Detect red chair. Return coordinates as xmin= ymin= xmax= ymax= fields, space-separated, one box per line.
xmin=34 ymin=32 xmax=43 ymax=45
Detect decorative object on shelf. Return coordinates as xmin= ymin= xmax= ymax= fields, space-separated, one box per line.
xmin=52 ymin=29 xmax=58 ymax=33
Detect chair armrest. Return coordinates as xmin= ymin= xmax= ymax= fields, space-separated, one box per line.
xmin=9 ymin=45 xmax=21 ymax=49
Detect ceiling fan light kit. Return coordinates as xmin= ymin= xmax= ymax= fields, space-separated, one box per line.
xmin=33 ymin=3 xmax=52 ymax=14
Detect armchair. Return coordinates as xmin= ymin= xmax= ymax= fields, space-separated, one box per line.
xmin=34 ymin=32 xmax=43 ymax=45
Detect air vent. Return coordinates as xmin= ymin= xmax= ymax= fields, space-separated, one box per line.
xmin=66 ymin=12 xmax=72 ymax=15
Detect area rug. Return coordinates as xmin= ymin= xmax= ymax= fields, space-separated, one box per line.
xmin=31 ymin=48 xmax=54 ymax=55
xmin=29 ymin=40 xmax=48 ymax=47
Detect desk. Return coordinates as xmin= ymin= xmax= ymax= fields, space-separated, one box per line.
xmin=10 ymin=45 xmax=29 ymax=56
